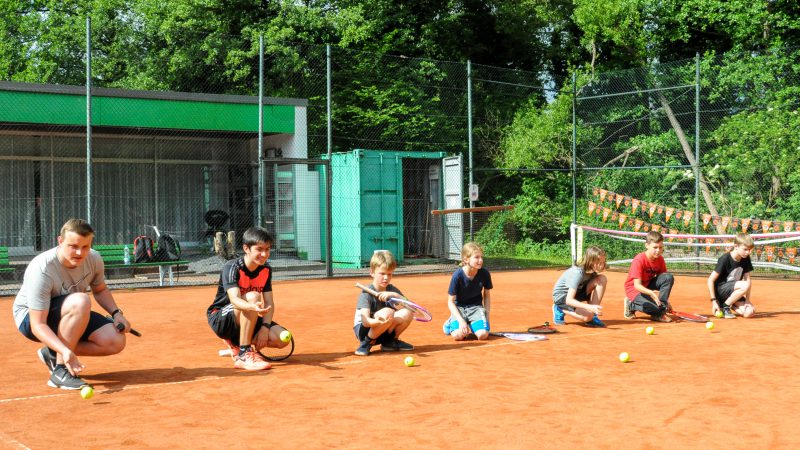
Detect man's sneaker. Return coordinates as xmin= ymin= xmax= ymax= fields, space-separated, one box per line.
xmin=47 ymin=365 xmax=89 ymax=390
xmin=552 ymin=304 xmax=566 ymax=325
xmin=221 ymin=339 xmax=238 ymax=361
xmin=442 ymin=318 xmax=453 ymax=335
xmin=587 ymin=315 xmax=606 ymax=327
xmin=382 ymin=339 xmax=414 ymax=352
xmin=37 ymin=347 xmax=57 ymax=373
xmin=722 ymin=306 xmax=737 ymax=319
xmin=233 ymin=350 xmax=271 ymax=371
xmin=623 ymin=298 xmax=635 ymax=319
xmin=355 ymin=339 xmax=373 ymax=356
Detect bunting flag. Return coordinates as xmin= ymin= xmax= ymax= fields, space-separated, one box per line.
xmin=628 ymin=217 xmax=635 ymax=228
xmin=686 ymin=237 xmax=694 ymax=249
xmin=720 ymin=216 xmax=730 ymax=231
xmin=588 ymin=201 xmax=597 ymax=214
xmin=712 ymin=216 xmax=720 ymax=227
xmin=784 ymin=221 xmax=795 ymax=232
xmin=665 ymin=207 xmax=675 ymax=222
xmin=624 ymin=196 xmax=631 ymax=208
xmin=684 ymin=211 xmax=694 ymax=227
xmin=773 ymin=222 xmax=781 ymax=232
xmin=615 ymin=194 xmax=624 ymax=209
xmin=702 ymin=214 xmax=712 ymax=230
xmin=751 ymin=219 xmax=761 ymax=232
xmin=611 ymin=211 xmax=619 ymax=221
xmin=643 ymin=223 xmax=651 ymax=232
xmin=631 ymin=198 xmax=640 ymax=213
xmin=731 ymin=217 xmax=739 ymax=230
xmin=592 ymin=187 xmax=599 ymax=197
xmin=765 ymin=246 xmax=775 ymax=262
xmin=787 ymin=247 xmax=797 ymax=264
xmin=634 ymin=219 xmax=643 ymax=232
xmin=761 ymin=220 xmax=772 ymax=233
xmin=778 ymin=248 xmax=785 ymax=260
xmin=640 ymin=201 xmax=648 ymax=214
xmin=741 ymin=218 xmax=751 ymax=233
xmin=599 ymin=189 xmax=608 ymax=202
xmin=652 ymin=224 xmax=661 ymax=232
xmin=649 ymin=204 xmax=657 ymax=218
xmin=705 ymin=238 xmax=714 ymax=253
xmin=618 ymin=213 xmax=627 ymax=229
xmin=669 ymin=228 xmax=679 ymax=241
xmin=657 ymin=205 xmax=664 ymax=215
xmin=602 ymin=207 xmax=611 ymax=222
xmin=675 ymin=210 xmax=683 ymax=220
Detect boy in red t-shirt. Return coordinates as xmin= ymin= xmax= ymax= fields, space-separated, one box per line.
xmin=623 ymin=231 xmax=675 ymax=323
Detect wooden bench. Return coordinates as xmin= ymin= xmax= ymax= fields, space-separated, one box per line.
xmin=0 ymin=246 xmax=14 ymax=274
xmin=94 ymin=244 xmax=189 ymax=286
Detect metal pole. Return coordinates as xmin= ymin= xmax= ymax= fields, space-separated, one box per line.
xmin=467 ymin=60 xmax=474 ymax=239
xmin=325 ymin=44 xmax=333 ymax=276
xmin=85 ymin=16 xmax=92 ymax=223
xmin=572 ymin=72 xmax=578 ymax=231
xmin=695 ymin=54 xmax=700 ymax=237
xmin=257 ymin=34 xmax=264 ymax=226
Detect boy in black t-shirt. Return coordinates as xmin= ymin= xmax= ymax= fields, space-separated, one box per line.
xmin=707 ymin=233 xmax=756 ymax=319
xmin=207 ymin=227 xmax=291 ymax=370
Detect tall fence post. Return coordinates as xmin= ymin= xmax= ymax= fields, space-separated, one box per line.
xmin=257 ymin=34 xmax=264 ymax=226
xmin=571 ymin=71 xmax=577 ymax=244
xmin=694 ymin=53 xmax=701 ymax=237
xmin=85 ymin=16 xmax=92 ymax=223
xmin=467 ymin=60 xmax=474 ymax=239
xmin=325 ymin=44 xmax=333 ymax=277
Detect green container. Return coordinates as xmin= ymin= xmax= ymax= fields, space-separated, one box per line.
xmin=327 ymin=149 xmax=447 ymax=268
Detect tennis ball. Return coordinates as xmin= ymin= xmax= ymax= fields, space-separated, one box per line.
xmin=705 ymin=321 xmax=715 ymax=330
xmin=619 ymin=352 xmax=630 ymax=363
xmin=715 ymin=310 xmax=724 ymax=319
xmin=80 ymin=386 xmax=94 ymax=400
xmin=404 ymin=356 xmax=415 ymax=367
xmin=279 ymin=330 xmax=292 ymax=343
xmin=645 ymin=326 xmax=655 ymax=335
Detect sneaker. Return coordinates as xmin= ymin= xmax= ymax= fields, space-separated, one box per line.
xmin=47 ymin=365 xmax=89 ymax=390
xmin=442 ymin=318 xmax=452 ymax=335
xmin=722 ymin=306 xmax=737 ymax=319
xmin=38 ymin=347 xmax=57 ymax=373
xmin=221 ymin=339 xmax=238 ymax=361
xmin=552 ymin=304 xmax=566 ymax=325
xmin=623 ymin=298 xmax=635 ymax=319
xmin=382 ymin=339 xmax=414 ymax=352
xmin=233 ymin=350 xmax=271 ymax=371
xmin=354 ymin=339 xmax=373 ymax=356
xmin=586 ymin=315 xmax=606 ymax=327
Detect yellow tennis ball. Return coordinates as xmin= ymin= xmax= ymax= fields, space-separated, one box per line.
xmin=705 ymin=321 xmax=715 ymax=330
xmin=279 ymin=330 xmax=292 ymax=343
xmin=715 ymin=310 xmax=724 ymax=319
xmin=80 ymin=386 xmax=94 ymax=400
xmin=619 ymin=352 xmax=630 ymax=363
xmin=645 ymin=326 xmax=654 ymax=335
xmin=404 ymin=356 xmax=415 ymax=367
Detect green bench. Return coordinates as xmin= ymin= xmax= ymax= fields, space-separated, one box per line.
xmin=0 ymin=246 xmax=14 ymax=274
xmin=95 ymin=244 xmax=189 ymax=286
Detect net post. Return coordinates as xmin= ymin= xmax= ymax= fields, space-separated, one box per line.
xmin=570 ymin=223 xmax=582 ymax=265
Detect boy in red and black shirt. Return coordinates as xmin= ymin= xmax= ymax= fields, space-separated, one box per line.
xmin=207 ymin=227 xmax=291 ymax=370
xmin=623 ymin=231 xmax=675 ymax=323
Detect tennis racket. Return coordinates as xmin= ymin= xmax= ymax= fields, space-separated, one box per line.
xmin=355 ymin=282 xmax=433 ymax=322
xmin=668 ymin=310 xmax=708 ymax=322
xmin=526 ymin=322 xmax=557 ymax=334
xmin=218 ymin=337 xmax=295 ymax=362
xmin=489 ymin=331 xmax=548 ymax=342
xmin=111 ymin=318 xmax=142 ymax=336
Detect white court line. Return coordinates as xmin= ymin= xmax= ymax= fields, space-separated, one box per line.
xmin=0 ymin=431 xmax=31 ymax=450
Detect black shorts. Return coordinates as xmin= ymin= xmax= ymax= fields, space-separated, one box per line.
xmin=17 ymin=294 xmax=113 ymax=342
xmin=207 ymin=304 xmax=282 ymax=346
xmin=714 ymin=281 xmax=737 ymax=305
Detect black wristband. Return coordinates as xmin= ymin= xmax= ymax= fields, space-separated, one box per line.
xmin=111 ymin=308 xmax=123 ymax=318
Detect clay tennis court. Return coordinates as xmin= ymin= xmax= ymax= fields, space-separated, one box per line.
xmin=1 ymin=269 xmax=798 ymax=449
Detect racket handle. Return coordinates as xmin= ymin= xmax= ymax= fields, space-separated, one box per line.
xmin=115 ymin=321 xmax=142 ymax=337
xmin=355 ymin=282 xmax=380 ymax=297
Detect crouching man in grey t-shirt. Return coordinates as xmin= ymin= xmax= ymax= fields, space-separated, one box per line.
xmin=13 ymin=219 xmax=132 ymax=390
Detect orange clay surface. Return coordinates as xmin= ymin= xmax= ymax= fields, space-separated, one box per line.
xmin=1 ymin=270 xmax=799 ymax=449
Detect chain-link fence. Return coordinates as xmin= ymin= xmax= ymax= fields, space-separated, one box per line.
xmin=4 ymin=23 xmax=800 ymax=294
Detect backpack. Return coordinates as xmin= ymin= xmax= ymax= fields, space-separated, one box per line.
xmin=133 ymin=235 xmax=155 ymax=263
xmin=154 ymin=233 xmax=181 ymax=262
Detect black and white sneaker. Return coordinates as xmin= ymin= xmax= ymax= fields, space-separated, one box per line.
xmin=381 ymin=339 xmax=414 ymax=352
xmin=37 ymin=347 xmax=57 ymax=373
xmin=47 ymin=365 xmax=89 ymax=390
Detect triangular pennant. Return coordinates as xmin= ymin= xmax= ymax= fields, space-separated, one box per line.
xmin=762 ymin=220 xmax=772 ymax=233
xmin=602 ymin=207 xmax=611 ymax=222
xmin=665 ymin=207 xmax=675 ymax=222
xmin=741 ymin=218 xmax=751 ymax=232
xmin=599 ymin=189 xmax=608 ymax=202
xmin=702 ymin=214 xmax=712 ymax=230
xmin=618 ymin=213 xmax=627 ymax=229
xmin=683 ymin=211 xmax=694 ymax=227
xmin=588 ymin=201 xmax=597 ymax=214
xmin=649 ymin=204 xmax=657 ymax=218
xmin=634 ymin=219 xmax=643 ymax=232
xmin=784 ymin=221 xmax=794 ymax=232
xmin=615 ymin=194 xmax=624 ymax=209
xmin=720 ymin=216 xmax=730 ymax=231
xmin=631 ymin=198 xmax=640 ymax=213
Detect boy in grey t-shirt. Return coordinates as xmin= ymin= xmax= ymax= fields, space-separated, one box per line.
xmin=13 ymin=219 xmax=132 ymax=390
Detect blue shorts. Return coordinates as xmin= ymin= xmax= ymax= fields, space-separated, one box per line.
xmin=443 ymin=305 xmax=489 ymax=334
xmin=17 ymin=294 xmax=113 ymax=342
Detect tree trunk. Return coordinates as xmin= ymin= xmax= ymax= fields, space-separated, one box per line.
xmin=656 ymin=92 xmax=722 ymax=231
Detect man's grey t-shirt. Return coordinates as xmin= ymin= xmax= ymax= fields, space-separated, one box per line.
xmin=13 ymin=248 xmax=105 ymax=328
